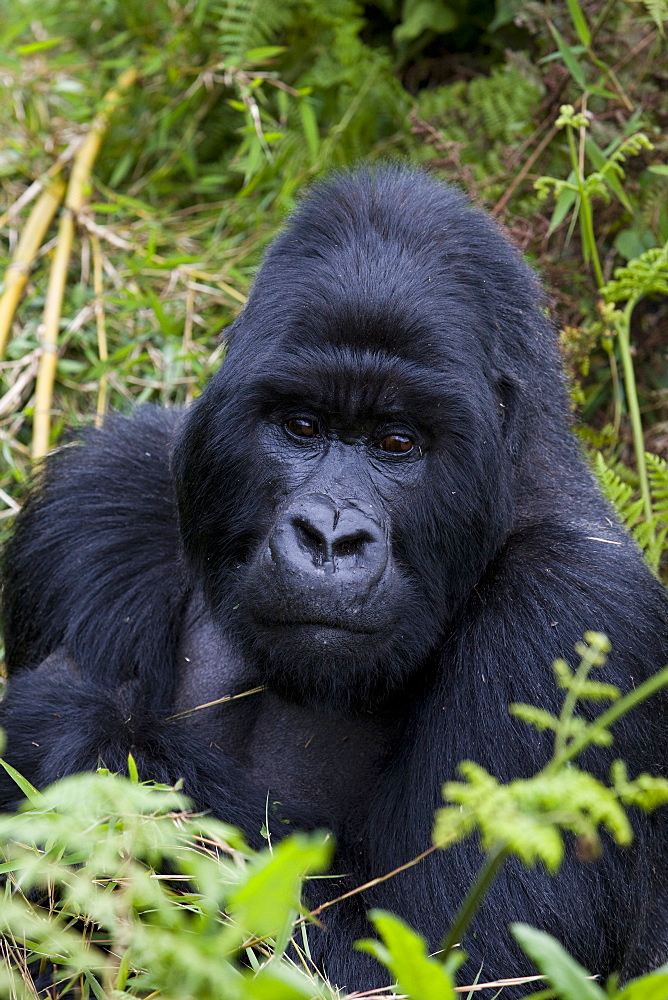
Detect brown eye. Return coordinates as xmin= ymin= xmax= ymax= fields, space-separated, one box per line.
xmin=286 ymin=417 xmax=318 ymax=439
xmin=378 ymin=433 xmax=414 ymax=454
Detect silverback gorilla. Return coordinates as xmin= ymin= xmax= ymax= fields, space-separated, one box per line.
xmin=2 ymin=166 xmax=668 ymax=994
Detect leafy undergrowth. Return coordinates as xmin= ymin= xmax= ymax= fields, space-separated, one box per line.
xmin=3 ymin=635 xmax=668 ymax=999
xmin=2 ymin=767 xmax=667 ymax=1000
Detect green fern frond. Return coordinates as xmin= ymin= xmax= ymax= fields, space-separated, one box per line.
xmin=646 ymin=453 xmax=668 ymax=560
xmin=602 ymin=239 xmax=668 ymax=306
xmin=646 ymin=452 xmax=668 ymax=512
xmin=607 ymin=132 xmax=653 ymax=170
xmin=642 ymin=0 xmax=668 ymax=37
xmin=580 ymin=134 xmax=652 ymax=204
xmin=594 ymin=452 xmax=668 ymax=575
xmin=214 ymin=0 xmax=290 ymax=66
xmin=594 ymin=453 xmax=638 ymax=525
xmin=582 ymin=171 xmax=611 ymax=202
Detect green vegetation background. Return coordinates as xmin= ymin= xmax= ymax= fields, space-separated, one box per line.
xmin=1 ymin=0 xmax=667 ymax=530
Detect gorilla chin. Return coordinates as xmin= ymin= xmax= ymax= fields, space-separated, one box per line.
xmin=244 ymin=615 xmax=432 ymax=712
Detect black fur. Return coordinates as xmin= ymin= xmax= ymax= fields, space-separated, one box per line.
xmin=2 ymin=166 xmax=668 ymax=994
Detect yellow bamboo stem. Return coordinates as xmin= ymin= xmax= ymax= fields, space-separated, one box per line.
xmin=32 ymin=211 xmax=75 ymax=459
xmin=182 ymin=282 xmax=195 ymax=404
xmin=0 ymin=177 xmax=66 ymax=360
xmin=31 ymin=67 xmax=138 ymax=460
xmin=91 ymin=235 xmax=108 ymax=426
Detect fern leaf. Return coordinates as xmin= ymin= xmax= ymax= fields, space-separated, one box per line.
xmin=594 ymin=452 xmax=635 ymax=519
xmin=602 ymin=239 xmax=668 ymax=306
xmin=215 ymin=0 xmax=290 ymax=67
xmin=642 ymin=0 xmax=668 ymax=37
xmin=646 ymin=452 xmax=668 ymax=517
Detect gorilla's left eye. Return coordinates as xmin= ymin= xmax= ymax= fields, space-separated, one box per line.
xmin=286 ymin=416 xmax=319 ymax=439
xmin=377 ymin=433 xmax=414 ymax=454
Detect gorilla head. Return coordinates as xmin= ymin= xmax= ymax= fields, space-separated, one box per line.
xmin=171 ymin=166 xmax=559 ymax=711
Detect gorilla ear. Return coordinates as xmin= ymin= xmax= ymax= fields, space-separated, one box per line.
xmin=494 ymin=375 xmax=526 ymax=457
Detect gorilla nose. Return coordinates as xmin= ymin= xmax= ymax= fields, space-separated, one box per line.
xmin=293 ymin=512 xmax=373 ymax=571
xmin=271 ymin=497 xmax=388 ymax=583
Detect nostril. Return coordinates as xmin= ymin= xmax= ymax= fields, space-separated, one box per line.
xmin=332 ymin=530 xmax=373 ymax=560
xmin=292 ymin=517 xmax=328 ymax=564
xmin=274 ymin=499 xmax=388 ymax=580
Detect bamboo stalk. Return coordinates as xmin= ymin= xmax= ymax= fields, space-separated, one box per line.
xmin=31 ymin=67 xmax=138 ymax=459
xmin=32 ymin=210 xmax=75 ymax=459
xmin=91 ymin=234 xmax=108 ymax=426
xmin=0 ymin=178 xmax=66 ymax=360
xmin=182 ymin=282 xmax=195 ymax=404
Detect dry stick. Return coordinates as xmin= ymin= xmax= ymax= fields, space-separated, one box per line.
xmin=491 ymin=123 xmax=559 ymax=219
xmin=308 ymin=843 xmax=441 ymax=919
xmin=165 ymin=684 xmax=267 ymax=721
xmin=0 ymin=178 xmax=66 ymax=360
xmin=182 ymin=282 xmax=195 ymax=405
xmin=31 ymin=67 xmax=138 ymax=460
xmin=32 ymin=209 xmax=76 ymax=458
xmin=90 ymin=234 xmax=108 ymax=426
xmin=0 ymin=139 xmax=81 ymax=230
xmin=240 ymin=843 xmax=445 ymax=952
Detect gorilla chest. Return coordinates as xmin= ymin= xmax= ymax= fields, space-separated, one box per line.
xmin=245 ymin=694 xmax=395 ymax=821
xmin=175 ymin=602 xmax=396 ymax=823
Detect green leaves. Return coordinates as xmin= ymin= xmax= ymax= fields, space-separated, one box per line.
xmin=602 ymin=239 xmax=668 ymax=307
xmin=511 ymin=925 xmax=605 ymax=1000
xmin=434 ymin=761 xmax=632 ymax=872
xmin=594 ymin=451 xmax=668 ymax=575
xmin=357 ymin=910 xmax=456 ymax=1000
xmin=0 ymin=768 xmax=337 ymax=1000
xmin=511 ymin=925 xmax=668 ymax=1000
xmin=433 ymin=633 xmax=668 ymax=908
xmin=229 ymin=831 xmax=332 ymax=939
xmin=393 ymin=0 xmax=458 ymax=45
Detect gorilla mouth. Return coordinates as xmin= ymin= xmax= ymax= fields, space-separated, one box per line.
xmin=255 ymin=616 xmax=379 ymax=636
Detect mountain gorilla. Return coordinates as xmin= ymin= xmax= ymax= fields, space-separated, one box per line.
xmin=2 ymin=166 xmax=668 ymax=993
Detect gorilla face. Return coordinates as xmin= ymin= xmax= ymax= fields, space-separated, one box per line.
xmin=172 ymin=170 xmax=522 ymax=711
xmin=174 ymin=341 xmax=513 ymax=711
xmin=235 ymin=347 xmax=445 ymax=708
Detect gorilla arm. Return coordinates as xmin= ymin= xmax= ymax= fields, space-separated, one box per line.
xmin=0 ymin=648 xmax=321 ymax=845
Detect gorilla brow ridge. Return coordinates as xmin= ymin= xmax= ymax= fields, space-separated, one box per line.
xmin=250 ymin=344 xmax=470 ymax=427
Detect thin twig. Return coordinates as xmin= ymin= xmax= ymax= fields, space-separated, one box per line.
xmin=91 ymin=234 xmax=108 ymax=426
xmin=0 ymin=178 xmax=66 ymax=360
xmin=491 ymin=124 xmax=558 ymax=218
xmin=182 ymin=282 xmax=195 ymax=405
xmin=165 ymin=685 xmax=267 ymax=721
xmin=0 ymin=139 xmax=80 ymax=229
xmin=308 ymin=843 xmax=441 ymax=918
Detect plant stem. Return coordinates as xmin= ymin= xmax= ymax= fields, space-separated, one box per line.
xmin=552 ymin=662 xmax=668 ymax=768
xmin=91 ymin=234 xmax=108 ymax=427
xmin=553 ymin=652 xmax=594 ymax=760
xmin=440 ymin=843 xmax=510 ymax=960
xmin=32 ymin=67 xmax=138 ymax=459
xmin=0 ymin=177 xmax=65 ymax=360
xmin=566 ymin=123 xmax=604 ymax=287
xmin=615 ymin=301 xmax=653 ymax=525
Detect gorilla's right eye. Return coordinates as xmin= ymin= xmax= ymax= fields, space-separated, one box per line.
xmin=286 ymin=417 xmax=318 ymax=439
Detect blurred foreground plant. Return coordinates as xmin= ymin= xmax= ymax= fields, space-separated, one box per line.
xmin=3 ymin=633 xmax=668 ymax=998
xmin=360 ymin=633 xmax=668 ymax=998
xmin=0 ymin=755 xmax=334 ymax=1000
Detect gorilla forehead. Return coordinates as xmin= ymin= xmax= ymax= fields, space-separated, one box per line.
xmin=246 ymin=344 xmax=487 ymax=429
xmin=236 ymin=240 xmax=491 ymax=369
xmin=229 ymin=166 xmax=538 ymax=374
